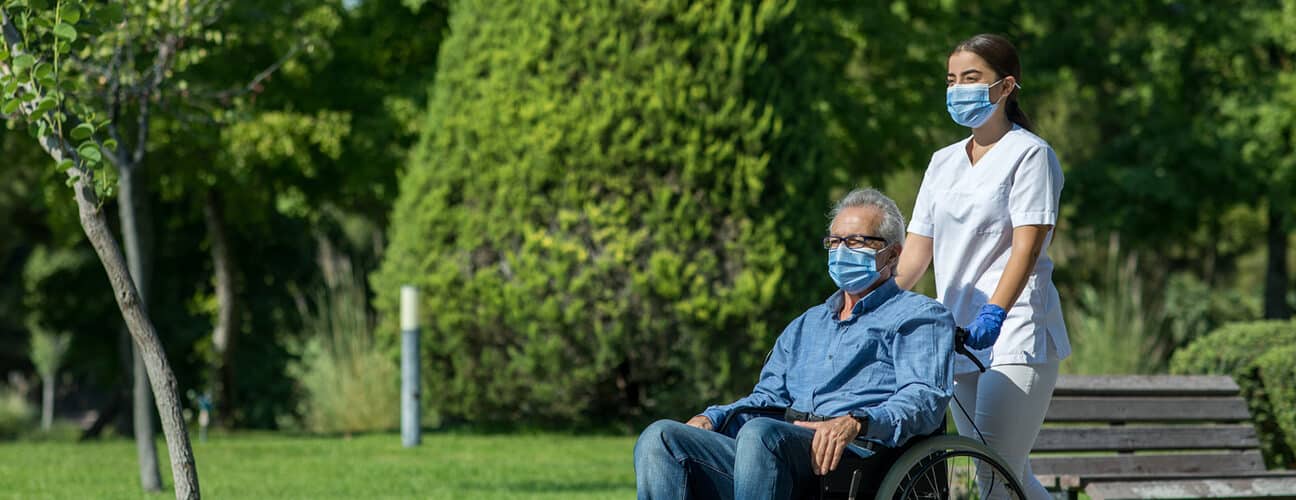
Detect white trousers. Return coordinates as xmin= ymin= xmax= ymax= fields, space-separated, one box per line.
xmin=951 ymin=361 xmax=1059 ymax=500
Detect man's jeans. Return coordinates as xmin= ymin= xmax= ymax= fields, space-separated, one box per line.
xmin=633 ymin=418 xmax=872 ymax=500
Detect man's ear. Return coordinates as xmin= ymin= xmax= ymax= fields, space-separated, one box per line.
xmin=881 ymin=243 xmax=902 ymax=269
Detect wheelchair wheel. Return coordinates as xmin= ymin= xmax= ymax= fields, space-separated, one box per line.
xmin=874 ymin=435 xmax=1026 ymax=500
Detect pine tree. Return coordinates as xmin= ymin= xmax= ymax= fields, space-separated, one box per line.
xmin=375 ymin=0 xmax=846 ymax=424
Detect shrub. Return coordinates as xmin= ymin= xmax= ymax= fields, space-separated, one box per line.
xmin=1258 ymin=345 xmax=1296 ymax=469
xmin=373 ymin=0 xmax=846 ymax=425
xmin=0 ymin=386 xmax=34 ymax=440
xmin=1170 ymin=320 xmax=1296 ymax=467
xmin=1059 ymin=242 xmax=1164 ymax=374
xmin=290 ymin=273 xmax=399 ymax=435
xmin=1161 ymin=271 xmax=1261 ymax=351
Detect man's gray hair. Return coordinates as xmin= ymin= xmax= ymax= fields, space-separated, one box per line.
xmin=828 ymin=188 xmax=907 ymax=245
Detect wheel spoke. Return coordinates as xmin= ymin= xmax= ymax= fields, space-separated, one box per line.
xmin=893 ymin=449 xmax=1024 ymax=500
xmin=921 ymin=461 xmax=939 ymax=498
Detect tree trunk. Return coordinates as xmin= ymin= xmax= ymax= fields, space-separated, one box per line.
xmin=74 ymin=164 xmax=200 ymax=499
xmin=41 ymin=372 xmax=54 ymax=431
xmin=119 ymin=165 xmax=164 ymax=492
xmin=132 ymin=349 xmax=162 ymax=489
xmin=1265 ymin=197 xmax=1291 ymax=319
xmin=63 ymin=160 xmax=199 ymax=499
xmin=2 ymin=13 xmax=198 ymax=498
xmin=204 ymin=189 xmax=238 ymax=426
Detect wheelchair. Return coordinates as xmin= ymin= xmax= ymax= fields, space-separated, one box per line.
xmin=715 ymin=328 xmax=1027 ymax=500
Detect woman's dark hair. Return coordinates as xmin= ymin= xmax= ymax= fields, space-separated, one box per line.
xmin=952 ymin=34 xmax=1035 ymax=132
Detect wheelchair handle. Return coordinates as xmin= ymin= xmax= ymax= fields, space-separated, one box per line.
xmin=954 ymin=327 xmax=988 ymax=373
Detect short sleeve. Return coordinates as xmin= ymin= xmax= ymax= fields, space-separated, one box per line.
xmin=907 ymin=155 xmax=939 ymax=237
xmin=1008 ymin=146 xmax=1063 ymax=227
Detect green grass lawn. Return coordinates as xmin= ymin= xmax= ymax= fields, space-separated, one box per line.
xmin=0 ymin=432 xmax=637 ymax=499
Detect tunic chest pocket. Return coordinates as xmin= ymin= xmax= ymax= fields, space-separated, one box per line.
xmin=938 ymin=185 xmax=1010 ymax=234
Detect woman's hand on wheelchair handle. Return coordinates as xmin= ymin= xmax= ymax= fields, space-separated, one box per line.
xmin=686 ymin=415 xmax=713 ymax=431
xmin=794 ymin=415 xmax=862 ymax=475
xmin=965 ymin=303 xmax=1007 ymax=350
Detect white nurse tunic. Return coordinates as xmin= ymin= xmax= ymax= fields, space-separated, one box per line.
xmin=909 ymin=124 xmax=1071 ymax=374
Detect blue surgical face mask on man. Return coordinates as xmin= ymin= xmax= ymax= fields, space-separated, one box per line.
xmin=946 ymin=78 xmax=1009 ymax=128
xmin=828 ymin=245 xmax=888 ymax=294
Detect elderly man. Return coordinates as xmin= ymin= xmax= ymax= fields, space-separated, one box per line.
xmin=634 ymin=188 xmax=955 ymax=500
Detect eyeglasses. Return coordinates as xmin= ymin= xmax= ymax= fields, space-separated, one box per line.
xmin=823 ymin=234 xmax=888 ymax=251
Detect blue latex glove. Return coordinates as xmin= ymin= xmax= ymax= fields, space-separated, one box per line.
xmin=965 ymin=304 xmax=1007 ymax=350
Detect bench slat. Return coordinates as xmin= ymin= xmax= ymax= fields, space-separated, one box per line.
xmin=1053 ymin=375 xmax=1240 ymax=397
xmin=1046 ymin=396 xmax=1252 ymax=422
xmin=1033 ymin=425 xmax=1259 ymax=452
xmin=1085 ymin=477 xmax=1296 ymax=500
xmin=1036 ymin=471 xmax=1296 ymax=492
xmin=1031 ymin=451 xmax=1267 ymax=476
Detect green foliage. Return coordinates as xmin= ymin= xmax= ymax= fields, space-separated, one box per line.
xmin=289 ymin=272 xmax=398 ymax=434
xmin=18 ymin=243 xmax=121 ymax=381
xmin=26 ymin=318 xmax=70 ymax=379
xmin=1258 ymin=345 xmax=1296 ymax=469
xmin=0 ymin=0 xmax=118 ymax=196
xmin=1056 ymin=234 xmax=1163 ymax=375
xmin=1169 ymin=320 xmax=1296 ymax=376
xmin=1052 ymin=224 xmax=1266 ymax=376
xmin=0 ymin=386 xmax=33 ymax=440
xmin=22 ymin=247 xmax=77 ymax=381
xmin=0 ymin=0 xmax=1292 ymax=435
xmin=1161 ymin=272 xmax=1261 ymax=350
xmin=1171 ymin=320 xmax=1296 ymax=468
xmin=375 ymin=0 xmax=848 ymax=425
xmin=218 ymin=109 xmax=353 ymax=218
xmin=2 ymin=0 xmax=449 ymax=432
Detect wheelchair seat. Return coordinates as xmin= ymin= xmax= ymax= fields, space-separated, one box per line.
xmin=718 ymin=406 xmax=946 ymax=500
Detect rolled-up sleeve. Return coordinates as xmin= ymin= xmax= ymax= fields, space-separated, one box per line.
xmin=701 ymin=316 xmax=800 ymax=430
xmin=859 ymin=303 xmax=955 ymax=447
xmin=1008 ymin=145 xmax=1064 ymax=227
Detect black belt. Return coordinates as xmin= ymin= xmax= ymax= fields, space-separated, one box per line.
xmin=782 ymin=408 xmax=879 ymax=451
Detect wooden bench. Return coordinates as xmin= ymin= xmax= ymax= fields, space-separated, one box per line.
xmin=1029 ymin=375 xmax=1296 ymax=500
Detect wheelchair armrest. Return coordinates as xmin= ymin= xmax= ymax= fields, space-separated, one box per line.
xmin=717 ymin=406 xmax=787 ymax=437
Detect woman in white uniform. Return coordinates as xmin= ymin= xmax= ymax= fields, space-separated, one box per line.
xmin=895 ymin=34 xmax=1069 ymax=500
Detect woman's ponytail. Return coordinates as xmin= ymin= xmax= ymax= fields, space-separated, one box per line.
xmin=1007 ymin=96 xmax=1034 ymax=133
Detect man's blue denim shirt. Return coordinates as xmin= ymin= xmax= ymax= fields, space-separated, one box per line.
xmin=702 ymin=279 xmax=955 ymax=448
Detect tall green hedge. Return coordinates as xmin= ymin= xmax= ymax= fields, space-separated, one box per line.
xmin=1170 ymin=320 xmax=1296 ymax=467
xmin=373 ymin=0 xmax=846 ymax=425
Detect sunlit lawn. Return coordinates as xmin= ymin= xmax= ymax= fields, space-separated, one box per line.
xmin=0 ymin=432 xmax=636 ymax=499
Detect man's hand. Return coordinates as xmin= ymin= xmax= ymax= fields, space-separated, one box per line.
xmin=794 ymin=415 xmax=863 ymax=475
xmin=686 ymin=415 xmax=713 ymax=431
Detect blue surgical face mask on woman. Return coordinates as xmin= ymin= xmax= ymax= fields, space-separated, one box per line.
xmin=946 ymin=78 xmax=1009 ymax=128
xmin=828 ymin=245 xmax=888 ymax=293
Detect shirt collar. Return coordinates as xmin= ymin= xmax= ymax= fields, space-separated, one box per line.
xmin=825 ymin=278 xmax=900 ymax=320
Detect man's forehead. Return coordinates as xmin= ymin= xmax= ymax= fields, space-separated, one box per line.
xmin=830 ymin=206 xmax=883 ymax=234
